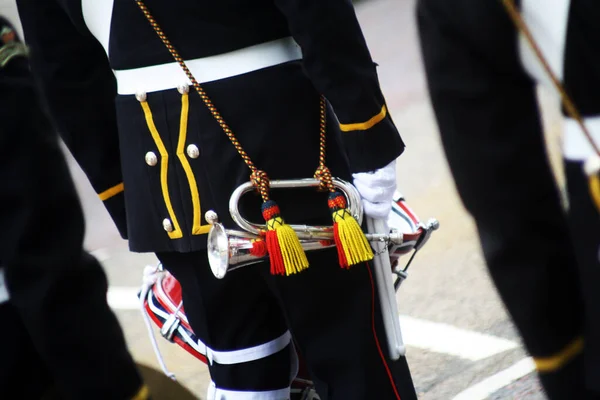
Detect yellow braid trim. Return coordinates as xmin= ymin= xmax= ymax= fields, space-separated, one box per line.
xmin=534 ymin=336 xmax=584 ymax=373
xmin=588 ymin=175 xmax=600 ymax=214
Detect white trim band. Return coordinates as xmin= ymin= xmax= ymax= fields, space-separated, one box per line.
xmin=114 ymin=37 xmax=302 ymax=95
xmin=0 ymin=268 xmax=9 ymax=304
xmin=207 ymin=381 xmax=291 ymax=400
xmin=563 ymin=116 xmax=600 ymax=160
xmin=201 ymin=331 xmax=292 ymax=366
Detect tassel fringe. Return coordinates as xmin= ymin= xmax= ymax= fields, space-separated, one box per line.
xmin=328 ymin=192 xmax=373 ymax=268
xmin=262 ymin=200 xmax=309 ymax=276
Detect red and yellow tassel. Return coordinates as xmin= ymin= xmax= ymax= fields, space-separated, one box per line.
xmin=261 ymin=200 xmax=309 ymax=276
xmin=328 ymin=192 xmax=374 ymax=268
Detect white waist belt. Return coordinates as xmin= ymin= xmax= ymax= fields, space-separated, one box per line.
xmin=114 ymin=37 xmax=302 ymax=95
xmin=563 ymin=116 xmax=600 ymax=161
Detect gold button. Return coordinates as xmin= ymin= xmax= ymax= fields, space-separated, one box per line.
xmin=178 ymin=84 xmax=189 ymax=94
xmin=135 ymin=91 xmax=147 ymax=102
xmin=186 ymin=144 xmax=200 ymax=159
xmin=162 ymin=218 xmax=174 ymax=233
xmin=205 ymin=210 xmax=219 ymax=225
xmin=145 ymin=151 xmax=158 ymax=166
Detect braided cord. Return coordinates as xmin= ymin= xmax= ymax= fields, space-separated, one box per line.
xmin=314 ymin=96 xmax=335 ymax=192
xmin=134 ymin=0 xmax=331 ymax=199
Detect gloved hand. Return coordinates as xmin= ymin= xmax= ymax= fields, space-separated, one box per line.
xmin=352 ymin=160 xmax=397 ymax=220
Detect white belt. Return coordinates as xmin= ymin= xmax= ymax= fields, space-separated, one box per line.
xmin=114 ymin=36 xmax=302 ymax=95
xmin=563 ymin=116 xmax=600 ymax=161
xmin=200 ymin=330 xmax=292 ymax=366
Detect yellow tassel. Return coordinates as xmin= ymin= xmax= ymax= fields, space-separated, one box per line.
xmin=329 ymin=191 xmax=373 ymax=268
xmin=275 ymin=223 xmax=309 ymax=275
xmin=333 ymin=209 xmax=374 ymax=267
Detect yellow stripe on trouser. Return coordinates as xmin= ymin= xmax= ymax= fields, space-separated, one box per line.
xmin=534 ymin=336 xmax=584 ymax=373
xmin=339 ymin=105 xmax=387 ymax=132
xmin=140 ymin=100 xmax=183 ymax=239
xmin=131 ymin=385 xmax=150 ymax=400
xmin=588 ymin=175 xmax=600 ymax=213
xmin=176 ymin=92 xmax=210 ymax=235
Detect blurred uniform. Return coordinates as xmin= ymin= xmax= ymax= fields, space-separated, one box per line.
xmin=0 ymin=16 xmax=146 ymax=400
xmin=417 ymin=0 xmax=600 ymax=398
xmin=16 ymin=1 xmax=417 ymax=399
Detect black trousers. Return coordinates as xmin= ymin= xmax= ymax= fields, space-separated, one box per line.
xmin=565 ymin=161 xmax=600 ymax=394
xmin=417 ymin=0 xmax=599 ymax=398
xmin=159 ymin=247 xmax=417 ymax=400
xmin=0 ymin=66 xmax=144 ymax=399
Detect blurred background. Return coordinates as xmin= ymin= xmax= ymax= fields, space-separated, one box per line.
xmin=1 ymin=0 xmax=564 ymax=398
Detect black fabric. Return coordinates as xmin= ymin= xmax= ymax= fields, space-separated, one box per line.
xmin=341 ymin=116 xmax=405 ymax=173
xmin=560 ymin=1 xmax=600 ymax=393
xmin=562 ymin=0 xmax=600 ymax=117
xmin=565 ymin=161 xmax=600 ymax=394
xmin=159 ymin=247 xmax=417 ymax=399
xmin=417 ymin=0 xmax=593 ymax=398
xmin=0 ymin=20 xmax=143 ymax=399
xmin=0 ymin=303 xmax=54 ymax=399
xmin=537 ymin=352 xmax=600 ymax=400
xmin=107 ymin=0 xmax=291 ymax=70
xmin=16 ymin=0 xmax=404 ymax=253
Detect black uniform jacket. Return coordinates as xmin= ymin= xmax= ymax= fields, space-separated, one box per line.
xmin=16 ymin=0 xmax=404 ymax=253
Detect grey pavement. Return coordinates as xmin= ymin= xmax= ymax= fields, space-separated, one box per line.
xmin=2 ymin=0 xmax=565 ymax=398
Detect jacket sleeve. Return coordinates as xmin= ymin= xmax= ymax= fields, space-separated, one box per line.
xmin=16 ymin=0 xmax=128 ymax=238
xmin=273 ymin=0 xmax=404 ymax=173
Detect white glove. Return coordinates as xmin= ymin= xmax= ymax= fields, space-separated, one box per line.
xmin=352 ymin=160 xmax=397 ymax=220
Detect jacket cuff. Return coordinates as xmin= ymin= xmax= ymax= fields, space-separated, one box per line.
xmin=98 ymin=183 xmax=128 ymax=239
xmin=341 ymin=112 xmax=405 ymax=173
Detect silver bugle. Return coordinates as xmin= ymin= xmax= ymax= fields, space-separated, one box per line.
xmin=206 ymin=213 xmax=404 ymax=279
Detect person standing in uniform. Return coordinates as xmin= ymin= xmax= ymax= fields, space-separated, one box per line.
xmin=16 ymin=1 xmax=417 ymax=399
xmin=417 ymin=0 xmax=600 ymax=398
xmin=0 ymin=15 xmax=148 ymax=400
